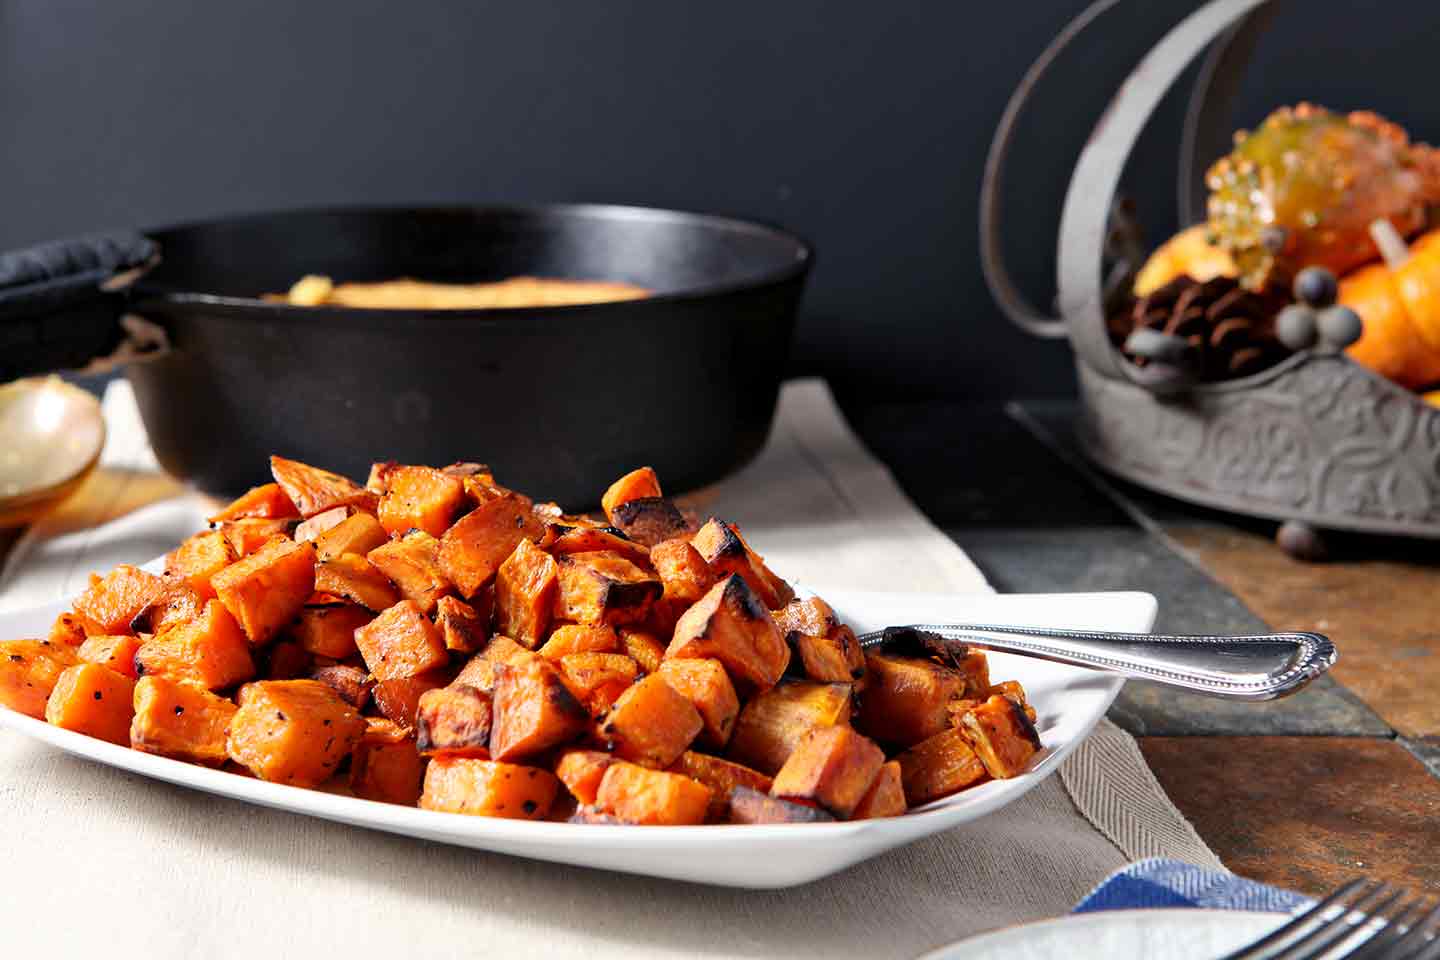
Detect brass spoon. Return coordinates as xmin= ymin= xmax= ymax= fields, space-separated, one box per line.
xmin=0 ymin=376 xmax=105 ymax=528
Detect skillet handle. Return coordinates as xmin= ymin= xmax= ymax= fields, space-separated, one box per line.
xmin=0 ymin=231 xmax=158 ymax=383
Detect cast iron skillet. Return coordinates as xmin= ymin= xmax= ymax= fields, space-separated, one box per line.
xmin=0 ymin=205 xmax=813 ymax=506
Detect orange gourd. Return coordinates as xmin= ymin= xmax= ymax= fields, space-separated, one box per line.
xmin=1343 ymin=223 xmax=1440 ymax=389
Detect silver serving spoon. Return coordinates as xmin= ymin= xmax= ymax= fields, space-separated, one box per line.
xmin=858 ymin=624 xmax=1335 ymax=701
xmin=0 ymin=376 xmax=105 ymax=529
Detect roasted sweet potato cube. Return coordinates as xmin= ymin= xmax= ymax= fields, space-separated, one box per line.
xmin=621 ymin=628 xmax=666 ymax=674
xmin=435 ymin=594 xmax=488 ymax=655
xmin=292 ymin=600 xmax=371 ymax=659
xmin=595 ymin=761 xmax=710 ymax=826
xmin=727 ymin=786 xmax=835 ymax=824
xmin=600 ymin=467 xmax=663 ymax=520
xmin=315 ymin=511 xmax=389 ymax=561
xmin=366 ymin=529 xmax=453 ymax=615
xmin=48 ymin=612 xmax=88 ymax=646
xmin=857 ymin=653 xmax=966 ymax=748
xmin=555 ymin=749 xmax=618 ymax=806
xmin=956 ymin=650 xmax=992 ymax=698
xmin=72 ymin=564 xmax=165 ymax=635
xmin=650 ymin=538 xmax=715 ymax=606
xmin=263 ymin=640 xmax=312 ymax=679
xmin=553 ymin=551 xmax=661 ymax=626
xmin=772 ymin=596 xmax=837 ymax=640
xmin=538 ymin=624 xmax=619 ymax=660
xmin=294 ymin=505 xmax=353 ymax=543
xmin=309 ymin=663 xmax=374 ymax=709
xmin=129 ymin=675 xmax=238 ymax=765
xmin=219 ymin=518 xmax=299 ymax=557
xmin=226 ymin=679 xmax=366 ymax=786
xmin=775 ymin=597 xmax=865 ymax=684
xmin=420 ymin=757 xmax=559 ymax=819
xmin=449 ymin=635 xmax=527 ymax=695
xmin=377 ymin=465 xmax=468 ymax=538
xmin=416 ymin=684 xmax=493 ymax=757
xmin=45 ymin=663 xmax=135 ymax=745
xmin=314 ymin=553 xmax=399 ymax=613
xmin=656 ymin=658 xmax=739 ymax=748
xmin=269 ymin=455 xmax=378 ymax=518
xmin=726 ymin=680 xmax=852 ymax=775
xmin=77 ymin=633 xmax=143 ymax=680
xmin=165 ymin=529 xmax=238 ymax=598
xmin=371 ymin=671 xmax=449 ymax=728
xmin=366 ymin=460 xmax=398 ymax=494
xmin=897 ymin=727 xmax=988 ymax=805
xmin=490 ymin=653 xmax=589 ymax=761
xmin=495 ymin=539 xmax=558 ymax=648
xmin=134 ymin=600 xmax=255 ymax=691
xmin=548 ymin=525 xmax=651 ymax=565
xmin=0 ymin=639 xmax=79 ymax=718
xmin=354 ymin=599 xmax=448 ymax=681
xmin=770 ymin=724 xmax=885 ymax=819
xmin=129 ymin=576 xmax=204 ymax=636
xmin=437 ymin=494 xmax=545 ymax=598
xmin=212 ymin=537 xmax=317 ymax=645
xmin=669 ymin=751 xmax=773 ymax=822
xmin=690 ymin=518 xmax=794 ymax=609
xmin=597 ymin=674 xmax=701 ymax=768
xmin=852 ymin=761 xmax=907 ymax=819
xmin=959 ymin=694 xmax=1042 ymax=779
xmin=350 ymin=718 xmax=427 ymax=805
xmin=558 ymin=653 xmax=639 ymax=715
xmin=666 ymin=575 xmax=789 ymax=693
xmin=208 ymin=482 xmax=299 ymax=522
xmin=609 ymin=497 xmax=693 ymax=547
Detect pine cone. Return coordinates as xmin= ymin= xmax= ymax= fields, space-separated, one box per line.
xmin=1110 ymin=275 xmax=1292 ymax=380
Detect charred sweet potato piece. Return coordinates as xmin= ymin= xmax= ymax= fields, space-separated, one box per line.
xmin=219 ymin=518 xmax=299 ymax=557
xmin=595 ymin=761 xmax=710 ymax=826
xmin=775 ymin=597 xmax=865 ymax=685
xmin=495 ymin=539 xmax=558 ymax=648
xmin=350 ymin=718 xmax=427 ymax=805
xmin=669 ymin=751 xmax=773 ymax=822
xmin=208 ymin=482 xmax=299 ymax=522
xmin=451 ymin=636 xmax=529 ymax=694
xmin=666 ymin=575 xmax=789 ymax=693
xmin=648 ymin=538 xmax=715 ymax=632
xmin=609 ymin=497 xmax=693 ymax=547
xmin=621 ymin=628 xmax=666 ymax=674
xmin=690 ymin=519 xmax=793 ymax=609
xmin=553 ymin=551 xmax=661 ymax=626
xmin=538 ymin=624 xmax=619 ymax=660
xmin=770 ymin=724 xmax=885 ymax=819
xmin=72 ymin=564 xmax=164 ymax=635
xmin=314 ymin=512 xmax=389 ymax=561
xmin=129 ymin=675 xmax=238 ymax=765
xmin=353 ymin=599 xmax=448 ymax=681
xmin=269 ymin=455 xmax=378 ymax=518
xmin=555 ymin=749 xmax=618 ymax=806
xmin=416 ymin=684 xmax=493 ymax=757
xmin=420 ymin=757 xmax=559 ymax=819
xmin=226 ymin=679 xmax=366 ymax=786
xmin=129 ymin=577 xmax=204 ymax=636
xmin=0 ymin=639 xmax=80 ymax=718
xmin=77 ymin=633 xmax=143 ymax=680
xmin=600 ymin=467 xmax=662 ymax=520
xmin=294 ymin=505 xmax=353 ymax=543
xmin=597 ymin=674 xmax=702 ymax=768
xmin=48 ymin=612 xmax=88 ymax=647
xmin=656 ymin=658 xmax=739 ymax=749
xmin=726 ymin=680 xmax=852 ymax=775
xmin=547 ymin=525 xmax=650 ymax=565
xmin=557 ymin=653 xmax=639 ymax=715
xmin=959 ymin=694 xmax=1042 ymax=779
xmin=309 ymin=663 xmax=374 ymax=710
xmin=987 ymin=679 xmax=1038 ymax=723
xmin=852 ymin=761 xmax=907 ymax=819
xmin=489 ymin=653 xmax=589 ymax=761
xmin=45 ymin=663 xmax=135 ymax=745
xmin=292 ymin=600 xmax=371 ymax=659
xmin=313 ymin=553 xmax=399 ymax=613
xmin=367 ymin=529 xmax=454 ymax=615
xmin=212 ymin=537 xmax=317 ymax=645
xmin=856 ymin=653 xmax=966 ymax=748
xmin=435 ymin=595 xmax=488 ymax=654
xmin=727 ymin=786 xmax=835 ymax=824
xmin=262 ymin=640 xmax=311 ymax=680
xmin=133 ymin=600 xmax=255 ymax=691
xmin=897 ymin=727 xmax=988 ymax=805
xmin=956 ymin=651 xmax=992 ymax=699
xmin=164 ymin=529 xmax=238 ymax=598
xmin=371 ymin=671 xmax=449 ymax=728
xmin=377 ymin=465 xmax=467 ymax=538
xmin=438 ymin=494 xmax=545 ymax=598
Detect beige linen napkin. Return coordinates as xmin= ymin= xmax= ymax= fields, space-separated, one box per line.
xmin=0 ymin=378 xmax=1219 ymax=959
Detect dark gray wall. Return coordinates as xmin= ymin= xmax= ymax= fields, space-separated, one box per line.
xmin=3 ymin=1 xmax=1438 ymax=400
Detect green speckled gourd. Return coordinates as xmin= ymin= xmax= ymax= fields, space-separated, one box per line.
xmin=1206 ymin=103 xmax=1440 ymax=291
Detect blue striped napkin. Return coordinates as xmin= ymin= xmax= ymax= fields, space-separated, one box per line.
xmin=1076 ymin=859 xmax=1314 ymax=914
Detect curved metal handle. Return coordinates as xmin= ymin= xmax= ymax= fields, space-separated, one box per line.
xmin=860 ymin=623 xmax=1335 ymax=701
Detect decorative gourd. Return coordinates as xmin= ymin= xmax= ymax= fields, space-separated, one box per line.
xmin=1342 ymin=221 xmax=1440 ymax=389
xmin=1133 ymin=225 xmax=1238 ymax=296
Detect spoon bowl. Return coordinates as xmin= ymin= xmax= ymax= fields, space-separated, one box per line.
xmin=0 ymin=377 xmax=105 ymax=528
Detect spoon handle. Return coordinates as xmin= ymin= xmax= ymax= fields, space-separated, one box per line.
xmin=857 ymin=624 xmax=1336 ymax=701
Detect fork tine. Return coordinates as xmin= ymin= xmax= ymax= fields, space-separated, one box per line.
xmin=1372 ymin=900 xmax=1440 ymax=960
xmin=1218 ymin=879 xmax=1370 ymax=960
xmin=1341 ymin=896 xmax=1434 ymax=960
xmin=1269 ymin=882 xmax=1394 ymax=960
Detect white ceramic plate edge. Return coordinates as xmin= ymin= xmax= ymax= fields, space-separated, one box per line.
xmin=920 ymin=908 xmax=1288 ymax=959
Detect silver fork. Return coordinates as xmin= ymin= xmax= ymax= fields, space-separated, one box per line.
xmin=1220 ymin=879 xmax=1440 ymax=959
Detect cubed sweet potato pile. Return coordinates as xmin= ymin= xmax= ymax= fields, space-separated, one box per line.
xmin=0 ymin=459 xmax=1043 ymax=824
